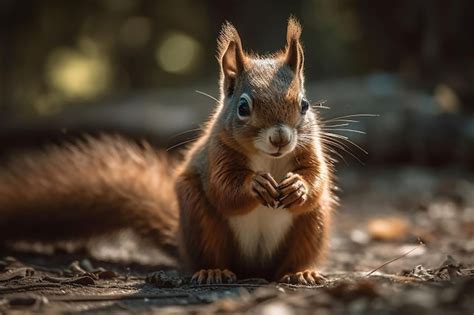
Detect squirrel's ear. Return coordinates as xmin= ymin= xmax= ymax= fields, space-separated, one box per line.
xmin=284 ymin=17 xmax=304 ymax=76
xmin=217 ymin=22 xmax=246 ymax=96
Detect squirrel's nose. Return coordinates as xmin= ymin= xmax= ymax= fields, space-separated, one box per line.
xmin=269 ymin=127 xmax=291 ymax=148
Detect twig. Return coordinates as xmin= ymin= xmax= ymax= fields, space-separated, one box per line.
xmin=366 ymin=242 xmax=425 ymax=277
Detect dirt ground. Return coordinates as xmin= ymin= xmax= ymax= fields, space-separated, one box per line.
xmin=1 ymin=166 xmax=473 ymax=314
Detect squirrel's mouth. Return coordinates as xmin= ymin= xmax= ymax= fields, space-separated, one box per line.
xmin=259 ymin=143 xmax=297 ymax=159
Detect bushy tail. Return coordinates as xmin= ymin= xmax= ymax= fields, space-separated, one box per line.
xmin=0 ymin=135 xmax=179 ymax=258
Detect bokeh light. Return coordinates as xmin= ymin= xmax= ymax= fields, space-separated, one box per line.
xmin=155 ymin=31 xmax=202 ymax=74
xmin=46 ymin=41 xmax=111 ymax=100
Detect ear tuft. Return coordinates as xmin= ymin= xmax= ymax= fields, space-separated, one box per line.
xmin=286 ymin=16 xmax=302 ymax=45
xmin=285 ymin=16 xmax=304 ymax=75
xmin=217 ymin=22 xmax=241 ymax=61
xmin=217 ymin=22 xmax=246 ymax=75
xmin=217 ymin=22 xmax=246 ymax=96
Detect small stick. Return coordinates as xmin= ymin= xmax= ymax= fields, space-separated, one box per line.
xmin=366 ymin=242 xmax=425 ymax=277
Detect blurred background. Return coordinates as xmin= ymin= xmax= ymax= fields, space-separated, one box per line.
xmin=1 ymin=0 xmax=474 ymax=168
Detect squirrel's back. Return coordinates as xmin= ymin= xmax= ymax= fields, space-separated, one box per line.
xmin=0 ymin=135 xmax=179 ymax=257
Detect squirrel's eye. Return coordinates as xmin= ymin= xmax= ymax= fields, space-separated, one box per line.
xmin=300 ymin=99 xmax=310 ymax=115
xmin=237 ymin=93 xmax=252 ymax=120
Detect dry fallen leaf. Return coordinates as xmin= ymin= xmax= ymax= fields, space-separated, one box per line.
xmin=406 ymin=265 xmax=435 ymax=281
xmin=367 ymin=216 xmax=410 ymax=241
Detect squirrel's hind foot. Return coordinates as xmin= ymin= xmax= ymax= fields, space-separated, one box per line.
xmin=280 ymin=270 xmax=327 ymax=286
xmin=190 ymin=269 xmax=237 ymax=285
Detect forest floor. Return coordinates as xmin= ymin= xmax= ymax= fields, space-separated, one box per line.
xmin=1 ymin=166 xmax=473 ymax=314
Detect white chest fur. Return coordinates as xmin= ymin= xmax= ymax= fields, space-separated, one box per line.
xmin=228 ymin=154 xmax=295 ymax=263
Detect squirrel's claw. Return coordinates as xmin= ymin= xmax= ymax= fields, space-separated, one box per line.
xmin=190 ymin=269 xmax=237 ymax=285
xmin=278 ymin=172 xmax=308 ymax=208
xmin=252 ymin=172 xmax=279 ymax=208
xmin=279 ymin=185 xmax=307 ymax=208
xmin=280 ymin=270 xmax=327 ymax=286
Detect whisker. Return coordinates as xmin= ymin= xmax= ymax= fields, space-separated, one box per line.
xmin=323 ymin=128 xmax=366 ymax=135
xmin=324 ymin=113 xmax=378 ymax=123
xmin=195 ymin=90 xmax=219 ymax=103
xmin=311 ymin=100 xmax=331 ymax=109
xmin=322 ymin=119 xmax=360 ymax=124
xmin=323 ymin=132 xmax=368 ymax=154
xmin=322 ymin=123 xmax=350 ymax=128
xmin=320 ymin=135 xmax=356 ymax=153
xmin=297 ymin=133 xmax=363 ymax=165
xmin=168 ymin=127 xmax=202 ymax=140
xmin=321 ymin=137 xmax=364 ymax=165
xmin=311 ymin=99 xmax=328 ymax=107
xmin=166 ymin=137 xmax=199 ymax=152
xmin=311 ymin=104 xmax=331 ymax=110
xmin=325 ymin=147 xmax=348 ymax=165
xmin=323 ymin=132 xmax=349 ymax=140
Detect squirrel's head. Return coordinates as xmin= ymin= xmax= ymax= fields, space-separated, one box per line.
xmin=216 ymin=17 xmax=315 ymax=159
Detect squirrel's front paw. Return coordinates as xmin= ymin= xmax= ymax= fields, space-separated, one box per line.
xmin=251 ymin=172 xmax=280 ymax=208
xmin=278 ymin=172 xmax=308 ymax=209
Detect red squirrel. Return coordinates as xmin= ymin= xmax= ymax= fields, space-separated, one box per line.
xmin=0 ymin=18 xmax=335 ymax=285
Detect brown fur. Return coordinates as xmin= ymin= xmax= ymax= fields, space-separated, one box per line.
xmin=0 ymin=135 xmax=179 ymax=257
xmin=0 ymin=18 xmax=336 ymax=283
xmin=177 ymin=17 xmax=335 ymax=281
